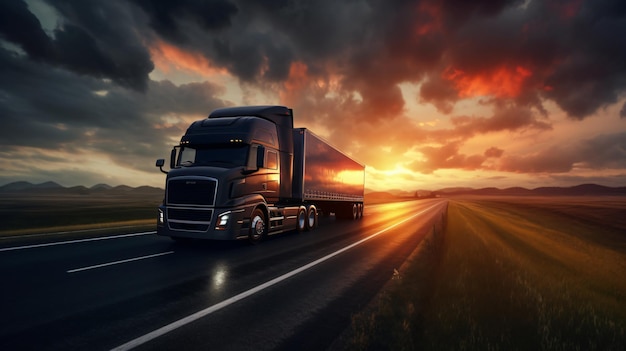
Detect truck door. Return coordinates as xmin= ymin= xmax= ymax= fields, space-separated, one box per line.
xmin=264 ymin=149 xmax=280 ymax=202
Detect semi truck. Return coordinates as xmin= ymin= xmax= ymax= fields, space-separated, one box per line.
xmin=155 ymin=105 xmax=365 ymax=243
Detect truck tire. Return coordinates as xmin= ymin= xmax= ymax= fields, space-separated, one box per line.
xmin=249 ymin=208 xmax=266 ymax=244
xmin=297 ymin=207 xmax=307 ymax=232
xmin=306 ymin=206 xmax=317 ymax=230
xmin=350 ymin=203 xmax=358 ymax=220
xmin=336 ymin=203 xmax=358 ymax=220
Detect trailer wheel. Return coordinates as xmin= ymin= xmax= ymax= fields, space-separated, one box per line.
xmin=296 ymin=207 xmax=307 ymax=232
xmin=351 ymin=203 xmax=358 ymax=220
xmin=358 ymin=203 xmax=364 ymax=219
xmin=306 ymin=206 xmax=317 ymax=230
xmin=249 ymin=208 xmax=266 ymax=244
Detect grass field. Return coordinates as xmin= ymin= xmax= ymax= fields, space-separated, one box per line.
xmin=346 ymin=196 xmax=626 ymax=350
xmin=0 ymin=192 xmax=162 ymax=236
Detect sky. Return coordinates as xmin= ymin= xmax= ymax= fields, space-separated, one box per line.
xmin=0 ymin=0 xmax=625 ymax=191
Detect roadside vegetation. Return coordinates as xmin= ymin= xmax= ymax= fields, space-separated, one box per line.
xmin=346 ymin=196 xmax=626 ymax=350
xmin=0 ymin=192 xmax=161 ymax=236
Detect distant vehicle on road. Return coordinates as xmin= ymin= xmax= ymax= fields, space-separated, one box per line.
xmin=156 ymin=106 xmax=365 ymax=243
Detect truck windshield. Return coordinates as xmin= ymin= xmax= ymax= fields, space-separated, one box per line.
xmin=178 ymin=145 xmax=249 ymax=167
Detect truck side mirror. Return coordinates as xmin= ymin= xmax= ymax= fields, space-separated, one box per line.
xmin=244 ymin=145 xmax=264 ymax=174
xmin=256 ymin=145 xmax=266 ymax=168
xmin=156 ymin=159 xmax=168 ymax=174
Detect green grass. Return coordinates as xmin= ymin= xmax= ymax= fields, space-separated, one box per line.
xmin=346 ymin=197 xmax=626 ymax=350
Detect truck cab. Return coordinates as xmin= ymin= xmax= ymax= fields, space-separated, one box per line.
xmin=157 ymin=117 xmax=279 ymax=240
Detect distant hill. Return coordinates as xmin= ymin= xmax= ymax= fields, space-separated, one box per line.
xmin=90 ymin=183 xmax=113 ymax=191
xmin=0 ymin=181 xmax=35 ymax=192
xmin=0 ymin=181 xmax=163 ymax=196
xmin=33 ymin=181 xmax=64 ymax=190
xmin=1 ymin=181 xmax=624 ymax=198
xmin=435 ymin=187 xmax=475 ymax=194
xmin=366 ymin=184 xmax=625 ymax=198
xmin=436 ymin=184 xmax=626 ymax=196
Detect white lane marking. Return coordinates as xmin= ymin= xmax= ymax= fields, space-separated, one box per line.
xmin=111 ymin=202 xmax=443 ymax=351
xmin=67 ymin=251 xmax=174 ymax=273
xmin=0 ymin=231 xmax=156 ymax=252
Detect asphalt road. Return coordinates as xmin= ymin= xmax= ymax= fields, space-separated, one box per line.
xmin=0 ymin=199 xmax=447 ymax=351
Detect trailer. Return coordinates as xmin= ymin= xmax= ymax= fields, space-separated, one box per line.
xmin=156 ymin=106 xmax=364 ymax=243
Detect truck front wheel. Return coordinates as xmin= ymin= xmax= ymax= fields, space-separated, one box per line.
xmin=249 ymin=209 xmax=266 ymax=244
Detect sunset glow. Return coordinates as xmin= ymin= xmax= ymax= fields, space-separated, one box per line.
xmin=150 ymin=39 xmax=227 ymax=78
xmin=444 ymin=65 xmax=533 ymax=98
xmin=0 ymin=0 xmax=624 ymax=192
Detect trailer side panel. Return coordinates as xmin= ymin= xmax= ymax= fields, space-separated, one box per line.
xmin=293 ymin=128 xmax=364 ymax=202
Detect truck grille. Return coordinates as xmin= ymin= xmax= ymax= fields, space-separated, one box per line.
xmin=167 ymin=177 xmax=217 ymax=206
xmin=167 ymin=207 xmax=213 ymax=232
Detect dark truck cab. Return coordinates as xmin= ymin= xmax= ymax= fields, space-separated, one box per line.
xmin=156 ymin=106 xmax=364 ymax=242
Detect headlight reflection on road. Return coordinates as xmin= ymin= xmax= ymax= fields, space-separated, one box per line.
xmin=211 ymin=264 xmax=228 ymax=292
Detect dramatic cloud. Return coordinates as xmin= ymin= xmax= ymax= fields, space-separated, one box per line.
xmin=0 ymin=0 xmax=624 ymax=188
xmin=499 ymin=146 xmax=577 ymax=173
xmin=0 ymin=0 xmax=154 ymax=90
xmin=0 ymin=45 xmax=228 ymax=176
xmin=450 ymin=104 xmax=552 ymax=136
xmin=408 ymin=141 xmax=487 ymax=174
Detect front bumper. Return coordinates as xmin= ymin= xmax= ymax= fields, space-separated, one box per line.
xmin=157 ymin=204 xmax=252 ymax=240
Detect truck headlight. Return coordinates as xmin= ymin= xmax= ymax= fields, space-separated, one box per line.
xmin=158 ymin=208 xmax=164 ymax=224
xmin=215 ymin=212 xmax=230 ymax=230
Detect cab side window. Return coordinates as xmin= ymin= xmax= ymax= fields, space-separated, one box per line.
xmin=266 ymin=150 xmax=278 ymax=169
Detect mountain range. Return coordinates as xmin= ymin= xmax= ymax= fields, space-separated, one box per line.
xmin=0 ymin=181 xmax=163 ymax=195
xmin=367 ymin=183 xmax=626 ymax=198
xmin=1 ymin=181 xmax=624 ymax=197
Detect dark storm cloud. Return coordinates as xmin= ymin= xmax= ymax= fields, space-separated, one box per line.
xmin=0 ymin=0 xmax=54 ymax=59
xmin=0 ymin=0 xmax=154 ymax=90
xmin=0 ymin=47 xmax=228 ymax=172
xmin=131 ymin=0 xmax=238 ymax=43
xmin=6 ymin=0 xmax=622 ymax=124
xmin=3 ymin=0 xmax=625 ymax=119
xmin=577 ymin=132 xmax=626 ymax=169
xmin=0 ymin=48 xmax=102 ymax=148
xmin=192 ymin=0 xmax=625 ymax=123
xmin=517 ymin=0 xmax=626 ymax=119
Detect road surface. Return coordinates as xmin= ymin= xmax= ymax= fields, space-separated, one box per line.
xmin=0 ymin=199 xmax=447 ymax=350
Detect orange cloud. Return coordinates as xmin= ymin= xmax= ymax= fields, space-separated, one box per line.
xmin=284 ymin=61 xmax=309 ymax=92
xmin=279 ymin=61 xmax=310 ymax=106
xmin=149 ymin=40 xmax=226 ymax=77
xmin=443 ymin=65 xmax=532 ymax=98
